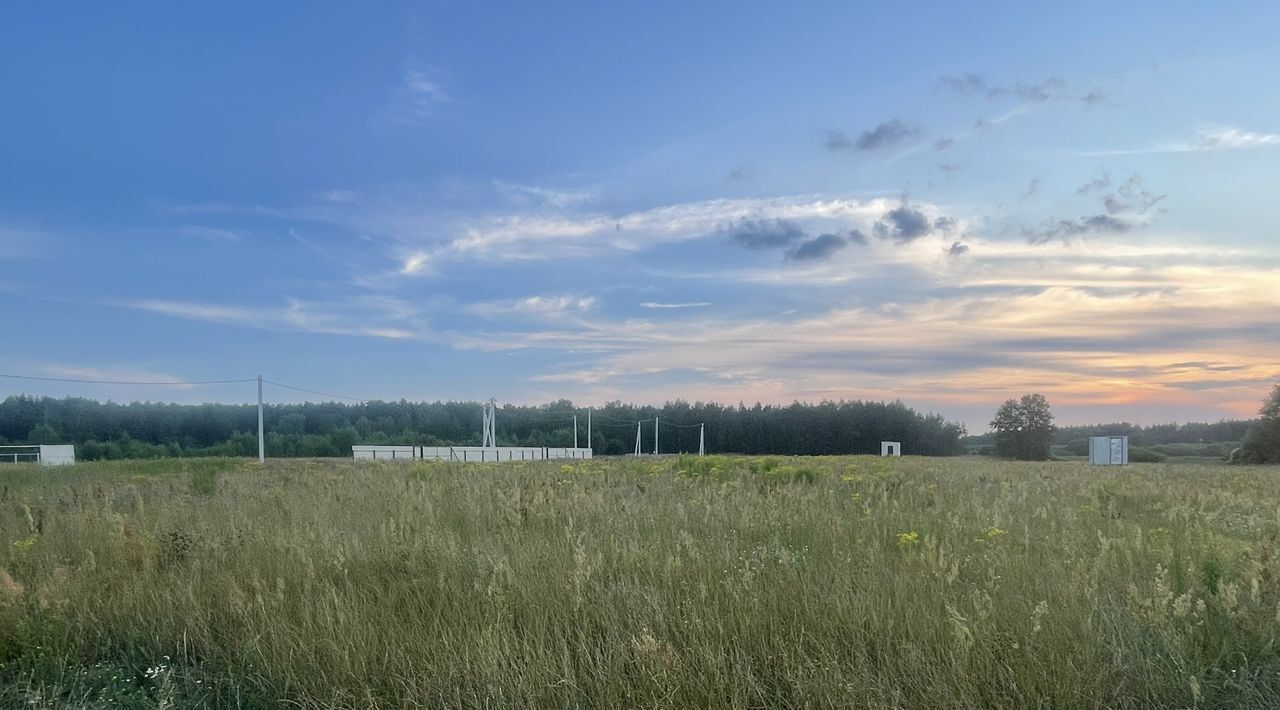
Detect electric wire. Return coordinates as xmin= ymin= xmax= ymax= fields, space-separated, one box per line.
xmin=261 ymin=381 xmax=368 ymax=401
xmin=0 ymin=373 xmax=256 ymax=385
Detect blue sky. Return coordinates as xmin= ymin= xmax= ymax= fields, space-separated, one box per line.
xmin=2 ymin=1 xmax=1278 ymax=429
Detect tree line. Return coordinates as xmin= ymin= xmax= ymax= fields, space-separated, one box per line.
xmin=975 ymin=384 xmax=1280 ymax=463
xmin=0 ymin=395 xmax=968 ymax=459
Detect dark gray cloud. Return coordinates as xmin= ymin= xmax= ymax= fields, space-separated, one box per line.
xmin=1022 ymin=178 xmax=1040 ymax=200
xmin=934 ymin=216 xmax=958 ymax=232
xmin=1080 ymin=90 xmax=1107 ymax=105
xmin=938 ymin=162 xmax=960 ymax=173
xmin=725 ymin=218 xmax=806 ymax=249
xmin=854 ymin=120 xmax=921 ymax=151
xmin=1024 ymin=214 xmax=1130 ymax=244
xmin=728 ymin=165 xmax=752 ymax=180
xmin=934 ymin=138 xmax=955 ymax=151
xmin=824 ymin=130 xmax=853 ymax=152
xmin=829 ymin=120 xmax=922 ymax=152
xmin=874 ymin=206 xmax=934 ymax=243
xmin=938 ymin=73 xmax=1067 ymax=104
xmin=938 ymin=73 xmax=988 ymax=94
xmin=1103 ymin=175 xmax=1165 ymax=214
xmin=786 ymin=232 xmax=852 ymax=261
xmin=1077 ymin=173 xmax=1165 ymax=214
xmin=948 ymin=241 xmax=970 ymax=256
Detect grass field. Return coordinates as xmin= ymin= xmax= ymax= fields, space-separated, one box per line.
xmin=3 ymin=455 xmax=1280 ymax=708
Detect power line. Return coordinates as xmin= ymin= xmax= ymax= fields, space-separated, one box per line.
xmin=597 ymin=414 xmax=655 ymax=425
xmin=659 ymin=420 xmax=704 ymax=429
xmin=261 ymin=379 xmax=367 ymax=403
xmin=0 ymin=373 xmax=255 ymax=386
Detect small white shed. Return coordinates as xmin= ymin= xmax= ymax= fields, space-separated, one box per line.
xmin=880 ymin=441 xmax=902 ymax=457
xmin=0 ymin=445 xmax=75 ymax=466
xmin=1089 ymin=436 xmax=1128 ymax=465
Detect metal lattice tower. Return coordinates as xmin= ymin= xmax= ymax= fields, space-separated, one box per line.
xmin=482 ymin=398 xmax=497 ymax=448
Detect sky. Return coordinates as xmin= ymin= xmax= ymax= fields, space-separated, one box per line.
xmin=2 ymin=1 xmax=1278 ymax=431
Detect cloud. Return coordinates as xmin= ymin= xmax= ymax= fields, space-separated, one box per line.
xmin=824 ymin=130 xmax=853 ymax=152
xmin=948 ymin=241 xmax=970 ymax=256
xmin=934 ymin=138 xmax=955 ymax=151
xmin=466 ymin=295 xmax=595 ymax=320
xmin=937 ymin=73 xmax=1068 ymax=104
xmin=828 ymin=120 xmax=922 ymax=153
xmin=386 ymin=66 xmax=450 ymax=123
xmin=937 ymin=73 xmax=988 ymax=94
xmin=400 ymin=250 xmax=432 ymax=275
xmin=1102 ymin=175 xmax=1165 ymax=214
xmin=39 ymin=365 xmax=199 ymax=388
xmin=855 ymin=120 xmax=922 ymax=151
xmin=1195 ymin=126 xmax=1280 ymax=150
xmin=728 ymin=165 xmax=752 ymax=180
xmin=785 ymin=232 xmax=853 ymax=261
xmin=1082 ymin=125 xmax=1280 ymax=156
xmin=1080 ymin=90 xmax=1107 ymax=105
xmin=724 ymin=218 xmax=806 ymax=249
xmin=175 ymin=225 xmax=245 ymax=242
xmin=322 ymin=190 xmax=360 ymax=204
xmin=639 ymin=301 xmax=711 ymax=309
xmin=1021 ymin=179 xmax=1040 ymax=200
xmin=493 ymin=181 xmax=594 ymax=208
xmin=1023 ymin=214 xmax=1131 ymax=244
xmin=1078 ymin=174 xmax=1165 ymax=215
xmin=121 ymin=296 xmax=419 ymax=340
xmin=1075 ymin=174 xmax=1111 ymax=195
xmin=874 ymin=206 xmax=934 ymax=243
xmin=463 ymin=241 xmax=1280 ymax=429
xmin=938 ymin=163 xmax=960 ymax=173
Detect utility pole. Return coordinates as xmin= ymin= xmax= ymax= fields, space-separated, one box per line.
xmin=257 ymin=375 xmax=265 ymax=464
xmin=482 ymin=398 xmax=496 ymax=448
xmin=654 ymin=417 xmax=659 ymax=455
xmin=587 ymin=408 xmax=592 ymax=451
xmin=573 ymin=414 xmax=578 ymax=448
xmin=634 ymin=421 xmax=641 ymax=456
xmin=699 ymin=423 xmax=705 ymax=457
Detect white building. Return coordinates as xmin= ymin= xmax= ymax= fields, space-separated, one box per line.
xmin=880 ymin=441 xmax=901 ymax=457
xmin=0 ymin=444 xmax=76 ymax=466
xmin=1089 ymin=436 xmax=1129 ymax=465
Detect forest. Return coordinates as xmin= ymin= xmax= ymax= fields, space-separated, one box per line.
xmin=0 ymin=395 xmax=969 ymax=459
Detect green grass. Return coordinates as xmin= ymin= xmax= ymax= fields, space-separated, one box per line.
xmin=3 ymin=455 xmax=1280 ymax=708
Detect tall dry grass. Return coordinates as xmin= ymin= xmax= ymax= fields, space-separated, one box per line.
xmin=2 ymin=455 xmax=1279 ymax=708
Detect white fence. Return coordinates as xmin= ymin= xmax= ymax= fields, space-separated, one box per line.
xmin=353 ymin=445 xmax=592 ymax=462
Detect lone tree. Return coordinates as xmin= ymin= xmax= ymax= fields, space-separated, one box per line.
xmin=990 ymin=393 xmax=1055 ymax=460
xmin=1240 ymin=382 xmax=1280 ymax=464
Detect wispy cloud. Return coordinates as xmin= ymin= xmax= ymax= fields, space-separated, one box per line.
xmin=385 ymin=65 xmax=450 ymax=124
xmin=375 ymin=193 xmax=896 ymax=271
xmin=121 ymin=296 xmax=420 ymax=340
xmin=465 ymin=295 xmax=596 ymax=320
xmin=937 ymin=73 xmax=1073 ymax=104
xmin=175 ymin=225 xmax=246 ymax=242
xmin=639 ymin=301 xmax=711 ymax=309
xmin=493 ymin=181 xmax=595 ymax=208
xmin=1082 ymin=125 xmax=1280 ymax=156
xmin=39 ymin=364 xmax=197 ymax=387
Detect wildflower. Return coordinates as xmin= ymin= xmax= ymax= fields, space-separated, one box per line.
xmin=1030 ymin=600 xmax=1048 ymax=635
xmin=897 ymin=531 xmax=920 ymax=547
